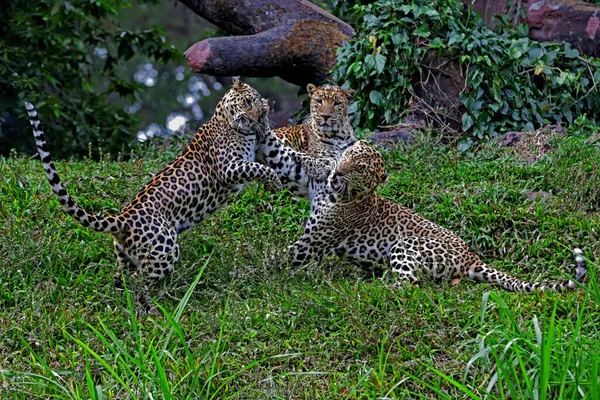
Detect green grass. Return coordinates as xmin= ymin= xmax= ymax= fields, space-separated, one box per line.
xmin=1 ymin=132 xmax=599 ymax=399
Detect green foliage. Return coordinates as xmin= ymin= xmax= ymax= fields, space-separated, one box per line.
xmin=0 ymin=0 xmax=179 ymax=159
xmin=1 ymin=133 xmax=599 ymax=397
xmin=334 ymin=0 xmax=600 ymax=140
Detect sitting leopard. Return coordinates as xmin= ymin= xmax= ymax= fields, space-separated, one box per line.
xmin=25 ymin=78 xmax=284 ymax=313
xmin=257 ymin=84 xmax=357 ymax=200
xmin=290 ymin=141 xmax=587 ymax=293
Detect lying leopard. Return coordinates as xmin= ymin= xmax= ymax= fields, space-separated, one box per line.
xmin=26 ymin=79 xmax=285 ymax=313
xmin=290 ymin=141 xmax=587 ymax=292
xmin=258 ymin=84 xmax=357 ymax=200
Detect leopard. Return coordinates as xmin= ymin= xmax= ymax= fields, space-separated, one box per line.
xmin=257 ymin=83 xmax=357 ymax=200
xmin=289 ymin=140 xmax=587 ymax=293
xmin=25 ymin=78 xmax=285 ymax=313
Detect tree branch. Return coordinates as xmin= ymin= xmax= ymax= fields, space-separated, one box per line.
xmin=178 ymin=0 xmax=353 ymax=86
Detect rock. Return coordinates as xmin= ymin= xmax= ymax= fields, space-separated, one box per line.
xmin=495 ymin=131 xmax=524 ymax=147
xmin=371 ymin=128 xmax=416 ymax=148
xmin=496 ymin=125 xmax=566 ymax=162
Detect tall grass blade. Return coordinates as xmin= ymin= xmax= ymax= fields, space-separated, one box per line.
xmin=63 ymin=330 xmax=136 ymax=398
xmin=150 ymin=343 xmax=172 ymax=399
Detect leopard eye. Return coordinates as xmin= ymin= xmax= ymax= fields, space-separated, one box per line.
xmin=245 ymin=98 xmax=253 ymax=107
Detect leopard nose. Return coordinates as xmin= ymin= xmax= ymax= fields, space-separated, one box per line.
xmin=321 ymin=113 xmax=332 ymax=121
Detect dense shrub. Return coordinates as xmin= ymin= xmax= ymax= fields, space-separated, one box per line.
xmin=0 ymin=0 xmax=179 ymax=159
xmin=334 ymin=0 xmax=600 ymax=141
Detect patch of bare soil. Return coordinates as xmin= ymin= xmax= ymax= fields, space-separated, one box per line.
xmin=495 ymin=124 xmax=566 ymax=163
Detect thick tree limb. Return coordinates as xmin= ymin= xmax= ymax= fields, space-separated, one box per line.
xmin=179 ymin=0 xmax=353 ymax=86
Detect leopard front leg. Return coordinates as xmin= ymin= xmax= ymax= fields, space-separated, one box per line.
xmin=289 ymin=215 xmax=337 ymax=267
xmin=220 ymin=159 xmax=283 ymax=194
xmin=257 ymin=131 xmax=331 ymax=180
xmin=292 ymin=152 xmax=334 ymax=181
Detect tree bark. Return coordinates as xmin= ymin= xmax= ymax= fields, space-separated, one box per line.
xmin=527 ymin=0 xmax=600 ymax=57
xmin=463 ymin=0 xmax=600 ymax=57
xmin=179 ymin=0 xmax=353 ymax=87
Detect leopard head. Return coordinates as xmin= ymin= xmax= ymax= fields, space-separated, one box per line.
xmin=329 ymin=141 xmax=387 ymax=200
xmin=216 ymin=78 xmax=266 ymax=135
xmin=307 ymin=84 xmax=355 ymax=133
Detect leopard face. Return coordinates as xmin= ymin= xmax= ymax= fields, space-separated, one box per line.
xmin=328 ymin=140 xmax=387 ymax=200
xmin=307 ymin=84 xmax=355 ymax=133
xmin=219 ymin=78 xmax=265 ymax=135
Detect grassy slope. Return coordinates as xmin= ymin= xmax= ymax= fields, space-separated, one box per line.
xmin=1 ymin=133 xmax=599 ymax=399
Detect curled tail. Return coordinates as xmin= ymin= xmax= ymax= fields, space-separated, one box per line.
xmin=467 ymin=248 xmax=587 ymax=293
xmin=25 ymin=102 xmax=121 ymax=234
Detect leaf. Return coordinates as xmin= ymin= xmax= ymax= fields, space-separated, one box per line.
xmin=369 ymin=35 xmax=377 ymax=48
xmin=564 ymin=43 xmax=579 ymax=59
xmin=374 ymin=53 xmax=386 ymax=74
xmin=534 ymin=65 xmax=544 ymax=75
xmin=462 ymin=113 xmax=474 ymax=131
xmin=509 ymin=44 xmax=522 ymax=59
xmin=369 ymin=90 xmax=383 ymax=106
xmin=529 ymin=47 xmax=544 ymax=61
xmin=424 ymin=8 xmax=440 ymax=17
xmin=414 ymin=25 xmax=430 ymax=38
xmin=457 ymin=137 xmax=473 ymax=152
xmin=363 ymin=14 xmax=380 ymax=27
xmin=448 ymin=31 xmax=465 ymax=46
xmin=51 ymin=1 xmax=61 ymax=16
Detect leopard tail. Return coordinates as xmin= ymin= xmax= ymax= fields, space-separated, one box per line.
xmin=466 ymin=248 xmax=586 ymax=292
xmin=25 ymin=102 xmax=122 ymax=234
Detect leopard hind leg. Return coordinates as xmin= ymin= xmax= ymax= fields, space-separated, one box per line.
xmin=389 ymin=240 xmax=421 ymax=287
xmin=135 ymin=223 xmax=180 ymax=314
xmin=113 ymin=240 xmax=137 ymax=291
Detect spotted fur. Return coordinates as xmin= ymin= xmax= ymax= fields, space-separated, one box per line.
xmin=25 ymin=78 xmax=283 ymax=312
xmin=290 ymin=141 xmax=587 ymax=293
xmin=258 ymin=84 xmax=357 ymax=200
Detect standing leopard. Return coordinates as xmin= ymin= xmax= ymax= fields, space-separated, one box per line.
xmin=25 ymin=78 xmax=284 ymax=313
xmin=257 ymin=84 xmax=357 ymax=200
xmin=290 ymin=141 xmax=587 ymax=293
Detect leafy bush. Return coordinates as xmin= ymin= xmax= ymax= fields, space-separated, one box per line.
xmin=334 ymin=0 xmax=600 ymax=140
xmin=0 ymin=0 xmax=179 ymax=159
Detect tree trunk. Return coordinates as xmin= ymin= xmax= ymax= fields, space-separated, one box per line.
xmin=527 ymin=0 xmax=600 ymax=57
xmin=179 ymin=0 xmax=353 ymax=87
xmin=463 ymin=0 xmax=600 ymax=57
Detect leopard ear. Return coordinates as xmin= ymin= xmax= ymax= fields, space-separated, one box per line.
xmin=232 ymin=77 xmax=243 ymax=90
xmin=306 ymin=83 xmax=318 ymax=97
xmin=345 ymin=89 xmax=356 ymax=100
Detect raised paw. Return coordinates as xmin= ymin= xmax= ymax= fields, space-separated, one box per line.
xmin=258 ymin=98 xmax=271 ymax=126
xmin=310 ymin=160 xmax=334 ymax=181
